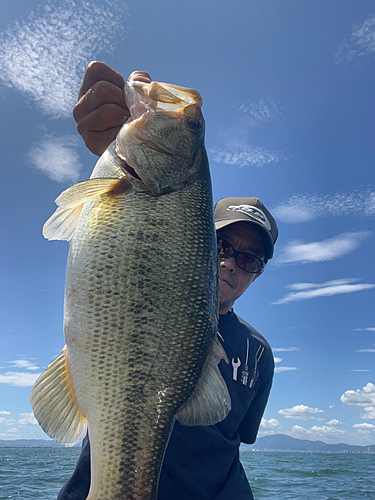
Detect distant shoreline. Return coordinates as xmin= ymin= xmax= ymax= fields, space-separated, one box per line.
xmin=1 ymin=434 xmax=374 ymax=453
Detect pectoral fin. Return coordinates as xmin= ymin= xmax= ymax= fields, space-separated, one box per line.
xmin=55 ymin=178 xmax=127 ymax=209
xmin=43 ymin=205 xmax=83 ymax=241
xmin=176 ymin=335 xmax=231 ymax=426
xmin=30 ymin=346 xmax=87 ymax=446
xmin=43 ymin=177 xmax=131 ymax=241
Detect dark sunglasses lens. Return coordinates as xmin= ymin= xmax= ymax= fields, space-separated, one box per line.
xmin=217 ymin=238 xmax=232 ymax=258
xmin=217 ymin=238 xmax=263 ymax=273
xmin=237 ymin=254 xmax=255 ymax=272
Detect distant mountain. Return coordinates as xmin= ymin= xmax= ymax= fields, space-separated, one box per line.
xmin=0 ymin=439 xmax=80 ymax=448
xmin=243 ymin=434 xmax=375 ymax=453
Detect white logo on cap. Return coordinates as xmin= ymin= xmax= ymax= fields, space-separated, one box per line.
xmin=227 ymin=205 xmax=272 ymax=231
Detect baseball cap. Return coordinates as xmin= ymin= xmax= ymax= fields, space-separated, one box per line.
xmin=214 ymin=197 xmax=278 ymax=260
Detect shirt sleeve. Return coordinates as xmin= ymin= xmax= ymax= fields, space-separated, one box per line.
xmin=238 ymin=346 xmax=274 ymax=444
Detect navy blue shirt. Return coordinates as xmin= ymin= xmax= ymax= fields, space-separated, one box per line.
xmin=57 ymin=310 xmax=274 ymax=500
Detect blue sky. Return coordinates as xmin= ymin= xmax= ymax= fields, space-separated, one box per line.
xmin=0 ymin=0 xmax=374 ymax=446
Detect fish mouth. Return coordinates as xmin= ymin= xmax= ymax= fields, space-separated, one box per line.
xmin=115 ymin=78 xmax=203 ymax=190
xmin=115 ymin=143 xmax=148 ymax=190
xmin=117 ymin=155 xmax=143 ymax=181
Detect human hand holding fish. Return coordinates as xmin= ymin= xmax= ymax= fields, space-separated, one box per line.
xmin=73 ymin=61 xmax=152 ymax=156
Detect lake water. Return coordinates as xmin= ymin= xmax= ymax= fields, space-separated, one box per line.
xmin=0 ymin=447 xmax=374 ymax=499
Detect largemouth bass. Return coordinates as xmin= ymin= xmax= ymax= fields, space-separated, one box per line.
xmin=31 ymin=77 xmax=231 ymax=500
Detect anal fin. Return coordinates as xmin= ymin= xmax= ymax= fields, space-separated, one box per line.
xmin=30 ymin=346 xmax=87 ymax=446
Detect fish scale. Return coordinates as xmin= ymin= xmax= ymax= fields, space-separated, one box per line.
xmin=64 ymin=184 xmax=216 ymax=498
xmin=31 ymin=80 xmax=231 ymax=500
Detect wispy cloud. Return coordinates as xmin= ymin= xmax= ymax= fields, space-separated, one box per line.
xmin=8 ymin=360 xmax=40 ymax=371
xmin=0 ymin=372 xmax=41 ymax=387
xmin=341 ymin=382 xmax=375 ymax=420
xmin=356 ymin=347 xmax=375 ymax=353
xmin=0 ymin=0 xmax=128 ymax=118
xmin=0 ymin=411 xmax=11 ymax=415
xmin=336 ymin=14 xmax=375 ymax=64
xmin=209 ymin=145 xmax=287 ymax=168
xmin=351 ymin=369 xmax=372 ymax=372
xmin=275 ymin=232 xmax=371 ymax=265
xmin=273 ymin=349 xmax=298 ymax=373
xmin=238 ymin=98 xmax=285 ymax=123
xmin=275 ymin=366 xmax=298 ymax=374
xmin=27 ymin=134 xmax=82 ymax=182
xmin=354 ymin=327 xmax=375 ymax=332
xmin=272 ymin=347 xmax=300 ymax=352
xmin=273 ymin=278 xmax=375 ymax=305
xmin=273 ymin=190 xmax=375 ymax=223
xmin=210 ymin=96 xmax=288 ymax=168
xmin=278 ymin=405 xmax=324 ymax=421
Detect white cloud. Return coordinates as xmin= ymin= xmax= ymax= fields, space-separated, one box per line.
xmin=18 ymin=413 xmax=38 ymax=426
xmin=272 ymin=347 xmax=299 ymax=352
xmin=0 ymin=417 xmax=15 ymax=425
xmin=211 ymin=96 xmax=288 ymax=168
xmin=275 ymin=232 xmax=371 ymax=265
xmin=273 ymin=278 xmax=375 ymax=305
xmin=278 ymin=405 xmax=324 ymax=421
xmin=351 ymin=369 xmax=372 ymax=372
xmin=336 ymin=15 xmax=375 ymax=64
xmin=260 ymin=418 xmax=280 ymax=430
xmin=275 ymin=366 xmax=298 ymax=374
xmin=0 ymin=372 xmax=41 ymax=387
xmin=0 ymin=411 xmax=10 ymax=415
xmin=353 ymin=423 xmax=375 ymax=429
xmin=0 ymin=0 xmax=128 ymax=118
xmin=209 ymin=145 xmax=287 ymax=168
xmin=274 ymin=357 xmax=282 ymax=364
xmin=272 ymin=190 xmax=375 ymax=223
xmin=288 ymin=424 xmax=348 ymax=441
xmin=357 ymin=348 xmax=375 ymax=353
xmin=27 ymin=134 xmax=82 ymax=182
xmin=239 ymin=98 xmax=285 ymax=122
xmin=326 ymin=419 xmax=343 ymax=426
xmin=341 ymin=382 xmax=375 ymax=420
xmin=258 ymin=417 xmax=281 ymax=437
xmin=8 ymin=360 xmax=39 ymax=371
xmin=354 ymin=327 xmax=375 ymax=331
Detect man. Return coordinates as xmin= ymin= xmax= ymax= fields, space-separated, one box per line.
xmin=58 ymin=63 xmax=278 ymax=500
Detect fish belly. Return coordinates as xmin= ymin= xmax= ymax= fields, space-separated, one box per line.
xmin=64 ymin=180 xmax=216 ymax=499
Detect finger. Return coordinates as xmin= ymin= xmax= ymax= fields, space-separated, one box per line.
xmin=74 ymin=81 xmax=127 ymax=124
xmin=128 ymin=70 xmax=152 ymax=84
xmin=77 ymin=103 xmax=129 ymax=134
xmin=77 ymin=104 xmax=129 ymax=156
xmin=78 ymin=61 xmax=125 ymax=101
xmin=81 ymin=127 xmax=123 ymax=157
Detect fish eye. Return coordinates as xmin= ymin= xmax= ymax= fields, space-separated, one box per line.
xmin=186 ymin=119 xmax=203 ymax=132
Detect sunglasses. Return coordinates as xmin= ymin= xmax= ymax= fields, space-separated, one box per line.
xmin=217 ymin=237 xmax=265 ymax=274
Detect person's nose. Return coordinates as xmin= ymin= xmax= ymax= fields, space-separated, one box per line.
xmin=219 ymin=256 xmax=237 ymax=273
